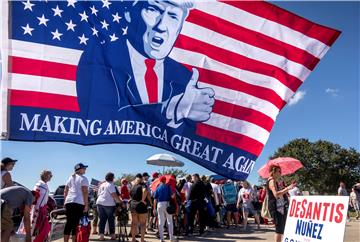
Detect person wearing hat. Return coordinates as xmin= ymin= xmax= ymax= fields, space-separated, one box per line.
xmin=152 ymin=172 xmax=159 ymax=182
xmin=153 ymin=175 xmax=176 ymax=242
xmin=63 ymin=163 xmax=89 ymax=242
xmin=1 ymin=157 xmax=17 ymax=189
xmin=142 ymin=172 xmax=150 ymax=187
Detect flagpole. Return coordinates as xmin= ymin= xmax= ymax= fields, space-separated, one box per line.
xmin=0 ymin=0 xmax=9 ymax=140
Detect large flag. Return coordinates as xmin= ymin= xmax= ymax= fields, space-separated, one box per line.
xmin=1 ymin=0 xmax=340 ymax=180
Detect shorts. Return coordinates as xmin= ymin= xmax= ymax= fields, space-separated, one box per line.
xmin=242 ymin=206 xmax=258 ymax=215
xmin=351 ymin=201 xmax=360 ymax=211
xmin=271 ymin=210 xmax=287 ymax=234
xmin=225 ymin=204 xmax=238 ymax=213
xmin=1 ymin=204 xmax=14 ymax=232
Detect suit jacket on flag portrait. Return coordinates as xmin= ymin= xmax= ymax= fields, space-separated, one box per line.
xmin=76 ymin=38 xmax=192 ymax=128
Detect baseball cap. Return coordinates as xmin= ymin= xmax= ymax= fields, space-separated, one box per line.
xmin=152 ymin=172 xmax=159 ymax=178
xmin=74 ymin=163 xmax=88 ymax=171
xmin=1 ymin=157 xmax=18 ymax=165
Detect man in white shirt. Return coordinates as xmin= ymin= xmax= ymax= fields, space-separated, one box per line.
xmin=77 ymin=0 xmax=215 ymax=129
xmin=181 ymin=175 xmax=193 ymax=201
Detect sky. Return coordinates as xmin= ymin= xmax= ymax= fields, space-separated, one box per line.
xmin=0 ymin=1 xmax=359 ymax=192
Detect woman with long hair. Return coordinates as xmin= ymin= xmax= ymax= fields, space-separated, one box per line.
xmin=129 ymin=173 xmax=148 ymax=242
xmin=63 ymin=163 xmax=89 ymax=242
xmin=267 ymin=165 xmax=295 ymax=242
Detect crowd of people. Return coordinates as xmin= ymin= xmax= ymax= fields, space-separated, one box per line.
xmin=1 ymin=157 xmax=360 ymax=242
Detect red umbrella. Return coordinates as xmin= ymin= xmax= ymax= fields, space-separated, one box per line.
xmin=150 ymin=174 xmax=176 ymax=192
xmin=258 ymin=157 xmax=303 ymax=178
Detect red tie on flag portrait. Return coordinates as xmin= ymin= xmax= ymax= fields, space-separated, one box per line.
xmin=0 ymin=0 xmax=340 ymax=180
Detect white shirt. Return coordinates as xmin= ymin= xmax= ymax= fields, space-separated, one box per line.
xmin=64 ymin=174 xmax=89 ymax=205
xmin=211 ymin=183 xmax=221 ymax=205
xmin=127 ymin=40 xmax=164 ymax=104
xmin=239 ymin=187 xmax=255 ymax=208
xmin=1 ymin=170 xmax=8 ymax=188
xmin=96 ymin=181 xmax=117 ymax=206
xmin=33 ymin=180 xmax=49 ymax=209
xmin=182 ymin=182 xmax=192 ymax=201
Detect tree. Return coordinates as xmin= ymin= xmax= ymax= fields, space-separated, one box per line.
xmin=161 ymin=168 xmax=188 ymax=178
xmin=270 ymin=138 xmax=360 ymax=195
xmin=114 ymin=173 xmax=135 ymax=186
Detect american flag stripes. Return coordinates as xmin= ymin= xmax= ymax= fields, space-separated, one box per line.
xmin=172 ymin=1 xmax=340 ymax=156
xmin=2 ymin=0 xmax=340 ymax=180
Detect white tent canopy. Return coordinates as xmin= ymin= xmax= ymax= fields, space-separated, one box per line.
xmin=146 ymin=154 xmax=184 ymax=167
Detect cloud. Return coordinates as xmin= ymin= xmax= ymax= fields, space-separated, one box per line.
xmin=288 ymin=91 xmax=306 ymax=106
xmin=325 ymin=88 xmax=340 ymax=97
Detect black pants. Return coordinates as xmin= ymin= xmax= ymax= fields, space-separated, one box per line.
xmin=187 ymin=200 xmax=207 ymax=234
xmin=64 ymin=203 xmax=85 ymax=235
xmin=271 ymin=210 xmax=287 ymax=234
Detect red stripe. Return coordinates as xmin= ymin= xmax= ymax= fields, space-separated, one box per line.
xmin=176 ymin=35 xmax=302 ymax=92
xmin=9 ymin=56 xmax=77 ymax=81
xmin=10 ymin=89 xmax=80 ymax=112
xmin=187 ymin=9 xmax=320 ymax=71
xmin=213 ymin=100 xmax=275 ymax=132
xmin=223 ymin=1 xmax=341 ymax=46
xmin=196 ymin=123 xmax=264 ymax=156
xmin=182 ymin=65 xmax=286 ymax=110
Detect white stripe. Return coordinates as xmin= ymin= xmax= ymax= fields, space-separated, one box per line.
xmin=169 ymin=47 xmax=294 ymax=102
xmin=9 ymin=73 xmax=77 ymax=96
xmin=181 ymin=21 xmax=311 ymax=81
xmin=194 ymin=1 xmax=330 ymax=59
xmin=204 ymin=113 xmax=270 ymax=144
xmin=10 ymin=39 xmax=83 ymax=65
xmin=198 ymin=81 xmax=279 ymax=121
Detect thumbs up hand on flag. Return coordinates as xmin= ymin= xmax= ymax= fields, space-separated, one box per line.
xmin=177 ymin=68 xmax=215 ymax=122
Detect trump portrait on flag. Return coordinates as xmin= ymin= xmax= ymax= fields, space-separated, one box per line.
xmin=76 ymin=0 xmax=215 ymax=128
xmin=5 ymin=0 xmax=340 ymax=181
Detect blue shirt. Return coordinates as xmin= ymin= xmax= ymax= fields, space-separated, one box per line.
xmin=221 ymin=183 xmax=238 ymax=205
xmin=154 ymin=184 xmax=172 ymax=202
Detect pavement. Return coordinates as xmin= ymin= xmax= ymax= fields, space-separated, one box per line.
xmin=51 ymin=218 xmax=360 ymax=242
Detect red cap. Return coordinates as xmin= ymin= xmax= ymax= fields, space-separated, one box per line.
xmin=152 ymin=172 xmax=159 ymax=178
xmin=159 ymin=176 xmax=167 ymax=183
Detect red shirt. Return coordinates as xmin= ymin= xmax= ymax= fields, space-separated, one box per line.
xmin=258 ymin=188 xmax=266 ymax=203
xmin=120 ymin=185 xmax=130 ymax=200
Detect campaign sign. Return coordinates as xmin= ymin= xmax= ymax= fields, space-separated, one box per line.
xmin=283 ymin=196 xmax=349 ymax=242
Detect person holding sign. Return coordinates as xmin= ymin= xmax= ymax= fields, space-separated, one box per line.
xmin=266 ymin=165 xmax=296 ymax=242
